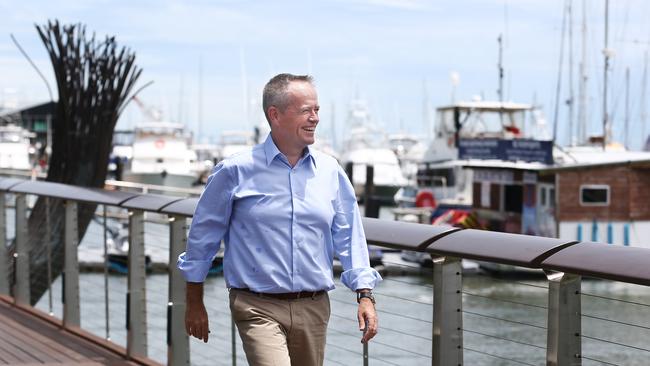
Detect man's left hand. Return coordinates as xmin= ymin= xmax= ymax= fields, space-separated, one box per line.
xmin=357 ymin=299 xmax=378 ymax=343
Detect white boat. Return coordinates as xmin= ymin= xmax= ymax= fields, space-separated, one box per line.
xmin=123 ymin=122 xmax=206 ymax=187
xmin=416 ymin=100 xmax=549 ymax=206
xmin=0 ymin=124 xmax=34 ymax=171
xmin=217 ymin=130 xmax=254 ymax=160
xmin=339 ymin=99 xmax=408 ymax=203
xmin=388 ymin=133 xmax=426 ymax=183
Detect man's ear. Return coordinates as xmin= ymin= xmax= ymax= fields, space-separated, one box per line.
xmin=268 ymin=106 xmax=280 ymax=127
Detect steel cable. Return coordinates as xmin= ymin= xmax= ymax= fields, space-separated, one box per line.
xmin=327 ymin=328 xmax=423 ymax=364
xmin=580 ymin=355 xmax=620 ymax=365
xmin=329 ymin=312 xmax=431 ymax=341
xmin=329 ymin=297 xmax=433 ymax=324
xmin=582 ymin=334 xmax=650 ymax=353
xmin=477 ymin=275 xmax=549 ymax=290
xmin=463 ymin=328 xmax=545 ymax=350
xmin=463 ymin=310 xmax=547 ymax=330
xmin=373 ymin=290 xmax=432 ymax=305
xmin=380 ymin=260 xmax=433 ymax=274
xmin=581 ymin=292 xmax=650 ymax=307
xmin=329 ymin=326 xmax=431 ymax=359
xmin=462 ymin=290 xmax=548 ymax=309
xmin=582 ymin=313 xmax=650 ymax=331
xmin=380 ymin=277 xmax=433 ymax=289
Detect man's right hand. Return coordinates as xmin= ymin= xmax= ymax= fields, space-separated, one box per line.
xmin=185 ymin=282 xmax=210 ymax=343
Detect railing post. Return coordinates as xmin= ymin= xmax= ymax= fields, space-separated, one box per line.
xmin=168 ymin=215 xmax=189 ymax=366
xmin=14 ymin=193 xmax=29 ymax=305
xmin=127 ymin=209 xmax=148 ymax=358
xmin=432 ymin=255 xmax=463 ymax=366
xmin=0 ymin=194 xmax=8 ymax=295
xmin=546 ymin=271 xmax=581 ymax=366
xmin=63 ymin=200 xmax=80 ymax=327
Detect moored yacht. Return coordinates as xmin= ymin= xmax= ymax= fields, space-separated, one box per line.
xmin=339 ymin=99 xmax=408 ymax=203
xmin=0 ymin=124 xmax=34 ymax=171
xmin=123 ymin=122 xmax=207 ymax=187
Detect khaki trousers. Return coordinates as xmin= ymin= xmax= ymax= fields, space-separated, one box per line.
xmin=229 ymin=289 xmax=330 ymax=366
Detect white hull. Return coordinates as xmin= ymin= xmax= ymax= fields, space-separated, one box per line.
xmin=122 ymin=171 xmax=198 ymax=188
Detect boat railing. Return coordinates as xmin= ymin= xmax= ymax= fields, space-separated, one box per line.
xmin=1 ymin=178 xmax=650 ymax=365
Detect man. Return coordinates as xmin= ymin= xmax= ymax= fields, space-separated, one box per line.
xmin=178 ymin=73 xmax=382 ymax=366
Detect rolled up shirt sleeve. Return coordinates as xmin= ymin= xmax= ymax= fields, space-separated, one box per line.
xmin=177 ymin=161 xmax=235 ymax=282
xmin=332 ymin=166 xmax=382 ymax=291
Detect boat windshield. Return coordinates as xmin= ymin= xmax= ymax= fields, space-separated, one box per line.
xmin=135 ymin=126 xmax=184 ymax=139
xmin=437 ymin=108 xmax=529 ymax=138
xmin=0 ymin=131 xmax=26 ymax=143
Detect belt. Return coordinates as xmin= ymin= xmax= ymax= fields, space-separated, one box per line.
xmin=234 ymin=288 xmax=326 ymax=300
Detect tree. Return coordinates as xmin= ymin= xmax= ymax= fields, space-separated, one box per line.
xmin=14 ymin=20 xmax=142 ymax=304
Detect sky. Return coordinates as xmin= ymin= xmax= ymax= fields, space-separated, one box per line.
xmin=1 ymin=0 xmax=649 ymax=150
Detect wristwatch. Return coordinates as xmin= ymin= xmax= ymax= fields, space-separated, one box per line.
xmin=357 ymin=291 xmax=375 ymax=304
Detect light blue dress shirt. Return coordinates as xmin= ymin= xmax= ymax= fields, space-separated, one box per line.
xmin=177 ymin=134 xmax=382 ymax=293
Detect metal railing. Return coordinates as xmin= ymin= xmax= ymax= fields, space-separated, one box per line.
xmin=1 ymin=177 xmax=650 ymax=365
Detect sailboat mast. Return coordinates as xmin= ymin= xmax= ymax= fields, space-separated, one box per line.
xmin=497 ymin=34 xmax=504 ymax=105
xmin=625 ymin=67 xmax=630 ymax=149
xmin=497 ymin=34 xmax=504 ymax=129
xmin=641 ymin=51 xmax=648 ymax=149
xmin=577 ymin=0 xmax=588 ymax=144
xmin=568 ymin=0 xmax=574 ymax=145
xmin=198 ymin=56 xmax=203 ymax=142
xmin=602 ymin=0 xmax=610 ymax=150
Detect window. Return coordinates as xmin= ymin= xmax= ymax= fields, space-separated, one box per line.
xmin=580 ymin=185 xmax=609 ymax=206
xmin=504 ymin=184 xmax=523 ymax=213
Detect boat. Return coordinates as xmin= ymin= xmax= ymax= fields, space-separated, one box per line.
xmin=104 ymin=222 xmax=152 ymax=274
xmin=122 ymin=122 xmax=208 ymax=188
xmin=388 ymin=133 xmax=426 ymax=184
xmin=0 ymin=124 xmax=35 ymax=171
xmin=339 ymin=99 xmax=408 ymax=203
xmin=217 ymin=130 xmax=255 ymax=161
xmin=104 ymin=219 xmax=223 ymax=275
xmin=414 ymin=100 xmax=550 ymax=208
xmin=398 ymin=100 xmax=552 ymax=270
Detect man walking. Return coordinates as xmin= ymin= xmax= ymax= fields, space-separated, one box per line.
xmin=178 ymin=73 xmax=382 ymax=366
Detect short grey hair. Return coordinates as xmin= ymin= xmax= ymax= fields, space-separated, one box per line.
xmin=262 ymin=73 xmax=314 ymax=124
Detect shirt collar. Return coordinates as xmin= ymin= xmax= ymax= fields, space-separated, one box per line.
xmin=263 ymin=133 xmax=317 ymax=169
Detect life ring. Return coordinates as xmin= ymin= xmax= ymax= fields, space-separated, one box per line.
xmin=415 ymin=189 xmax=436 ymax=208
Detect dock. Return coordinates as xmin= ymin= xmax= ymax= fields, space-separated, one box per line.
xmin=0 ymin=295 xmax=160 ymax=366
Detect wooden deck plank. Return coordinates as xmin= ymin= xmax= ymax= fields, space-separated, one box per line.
xmin=0 ymin=296 xmax=160 ymax=366
xmin=0 ymin=311 xmax=85 ymax=363
xmin=0 ymin=342 xmax=23 ymax=364
xmin=0 ymin=329 xmax=43 ymax=364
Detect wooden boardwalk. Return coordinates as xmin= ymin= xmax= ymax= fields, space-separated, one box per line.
xmin=0 ymin=296 xmax=160 ymax=366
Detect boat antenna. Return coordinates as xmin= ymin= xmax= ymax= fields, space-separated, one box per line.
xmin=10 ymin=33 xmax=54 ymax=103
